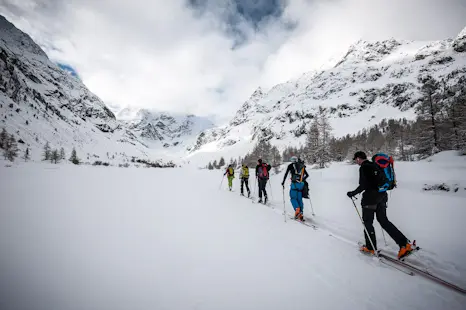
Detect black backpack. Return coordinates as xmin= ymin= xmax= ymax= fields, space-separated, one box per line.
xmin=291 ymin=162 xmax=305 ymax=182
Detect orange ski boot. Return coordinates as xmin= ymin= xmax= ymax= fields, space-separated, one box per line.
xmin=360 ymin=245 xmax=375 ymax=255
xmin=398 ymin=243 xmax=413 ymax=259
xmin=294 ymin=208 xmax=301 ymax=219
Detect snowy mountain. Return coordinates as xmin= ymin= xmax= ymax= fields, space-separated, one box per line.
xmin=0 ymin=15 xmax=156 ymax=163
xmin=0 ymin=15 xmax=209 ymax=165
xmin=187 ymin=27 xmax=466 ymax=162
xmin=116 ymin=107 xmax=215 ymax=149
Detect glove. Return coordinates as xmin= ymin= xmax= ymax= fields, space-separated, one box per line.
xmin=347 ymin=191 xmax=355 ymax=198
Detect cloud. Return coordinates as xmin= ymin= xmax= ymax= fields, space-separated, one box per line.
xmin=1 ymin=0 xmax=465 ymax=124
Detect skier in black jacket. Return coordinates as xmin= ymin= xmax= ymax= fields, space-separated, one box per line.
xmin=347 ymin=151 xmax=413 ymax=259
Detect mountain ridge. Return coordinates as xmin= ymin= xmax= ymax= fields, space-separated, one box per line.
xmin=186 ymin=26 xmax=466 ymax=163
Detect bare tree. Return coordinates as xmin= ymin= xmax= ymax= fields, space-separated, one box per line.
xmin=304 ymin=118 xmax=319 ymax=164
xmin=416 ymin=75 xmax=441 ymax=155
xmin=315 ymin=107 xmax=333 ymax=168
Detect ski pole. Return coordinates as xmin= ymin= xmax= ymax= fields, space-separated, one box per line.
xmin=268 ymin=180 xmax=274 ymax=200
xmin=350 ymin=197 xmax=380 ymax=259
xmin=282 ymin=186 xmax=287 ymax=223
xmin=380 ymin=227 xmax=388 ymax=246
xmin=219 ymin=175 xmax=224 ymax=190
xmin=308 ymin=194 xmax=315 ymax=216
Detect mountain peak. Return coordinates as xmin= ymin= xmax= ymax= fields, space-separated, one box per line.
xmin=453 ymin=25 xmax=466 ymax=52
xmin=335 ymin=38 xmax=404 ymax=67
xmin=0 ymin=15 xmax=48 ymax=59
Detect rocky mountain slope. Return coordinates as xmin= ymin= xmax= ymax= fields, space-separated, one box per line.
xmin=0 ymin=15 xmax=156 ymax=163
xmin=0 ymin=15 xmax=211 ymax=164
xmin=187 ymin=26 xmax=466 ymax=162
xmin=116 ymin=107 xmax=214 ymax=149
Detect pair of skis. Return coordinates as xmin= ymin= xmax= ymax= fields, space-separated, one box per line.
xmin=358 ymin=242 xmax=466 ymax=294
xmin=289 ymin=216 xmax=318 ymax=230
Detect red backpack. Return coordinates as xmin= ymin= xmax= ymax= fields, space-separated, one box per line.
xmin=258 ymin=163 xmax=269 ymax=179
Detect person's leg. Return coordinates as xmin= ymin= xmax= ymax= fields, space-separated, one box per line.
xmin=290 ymin=188 xmax=299 ymax=217
xmin=240 ymin=178 xmax=244 ymax=194
xmin=258 ymin=179 xmax=263 ymax=199
xmin=362 ymin=207 xmax=377 ymax=251
xmin=245 ymin=178 xmax=250 ymax=195
xmin=376 ymin=201 xmax=409 ymax=248
xmin=263 ymin=180 xmax=268 ymax=201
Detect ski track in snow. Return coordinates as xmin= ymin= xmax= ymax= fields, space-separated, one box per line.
xmin=0 ymin=153 xmax=466 ymax=310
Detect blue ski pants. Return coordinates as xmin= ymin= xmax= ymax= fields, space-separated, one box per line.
xmin=289 ymin=182 xmax=304 ymax=212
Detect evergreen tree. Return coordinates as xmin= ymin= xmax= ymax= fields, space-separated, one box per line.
xmin=208 ymin=162 xmax=214 ymax=170
xmin=51 ymin=149 xmax=60 ymax=164
xmin=213 ymin=159 xmax=218 ymax=169
xmin=3 ymin=134 xmax=19 ymax=162
xmin=43 ymin=141 xmax=51 ymax=161
xmin=0 ymin=128 xmax=7 ymax=149
xmin=60 ymin=147 xmax=66 ymax=160
xmin=69 ymin=147 xmax=80 ymax=165
xmin=23 ymin=147 xmax=30 ymax=162
xmin=219 ymin=157 xmax=225 ymax=167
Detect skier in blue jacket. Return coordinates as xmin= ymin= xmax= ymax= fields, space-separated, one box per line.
xmin=282 ymin=156 xmax=308 ymax=221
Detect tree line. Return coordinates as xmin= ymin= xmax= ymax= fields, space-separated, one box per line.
xmin=207 ymin=74 xmax=466 ymax=169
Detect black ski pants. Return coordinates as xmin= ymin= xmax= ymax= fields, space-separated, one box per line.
xmin=258 ymin=178 xmax=268 ymax=199
xmin=362 ymin=201 xmax=408 ymax=251
xmin=241 ymin=177 xmax=250 ymax=194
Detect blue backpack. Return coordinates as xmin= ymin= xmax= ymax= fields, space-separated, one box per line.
xmin=372 ymin=153 xmax=396 ymax=192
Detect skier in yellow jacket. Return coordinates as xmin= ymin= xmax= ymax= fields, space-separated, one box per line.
xmin=224 ymin=164 xmax=235 ymax=191
xmin=239 ymin=164 xmax=251 ymax=197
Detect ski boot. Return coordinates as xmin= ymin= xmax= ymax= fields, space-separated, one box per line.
xmin=359 ymin=245 xmax=375 ymax=255
xmin=398 ymin=241 xmax=414 ymax=259
xmin=247 ymin=191 xmax=250 ymax=198
xmin=294 ymin=208 xmax=301 ymax=220
xmin=264 ymin=196 xmax=268 ymax=204
xmin=298 ymin=212 xmax=304 ymax=222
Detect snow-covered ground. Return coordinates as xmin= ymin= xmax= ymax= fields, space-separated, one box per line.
xmin=1 ymin=152 xmax=465 ymax=310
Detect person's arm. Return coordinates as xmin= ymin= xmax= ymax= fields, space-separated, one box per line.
xmin=351 ymin=166 xmax=368 ymax=195
xmin=302 ymin=168 xmax=309 ymax=181
xmin=282 ymin=164 xmax=291 ymax=185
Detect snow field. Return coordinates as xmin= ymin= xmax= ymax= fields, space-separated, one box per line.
xmin=0 ymin=157 xmax=465 ymax=310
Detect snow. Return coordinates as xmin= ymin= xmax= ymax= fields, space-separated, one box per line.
xmin=187 ymin=29 xmax=466 ymax=163
xmin=1 ymin=152 xmax=465 ymax=310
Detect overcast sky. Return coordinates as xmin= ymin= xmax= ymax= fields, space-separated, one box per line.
xmin=1 ymin=0 xmax=465 ymax=123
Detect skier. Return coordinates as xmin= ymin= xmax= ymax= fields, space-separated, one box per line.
xmin=347 ymin=151 xmax=413 ymax=259
xmin=240 ymin=164 xmax=251 ymax=197
xmin=255 ymin=159 xmax=271 ymax=203
xmin=224 ymin=164 xmax=235 ymax=191
xmin=282 ymin=156 xmax=309 ymax=221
